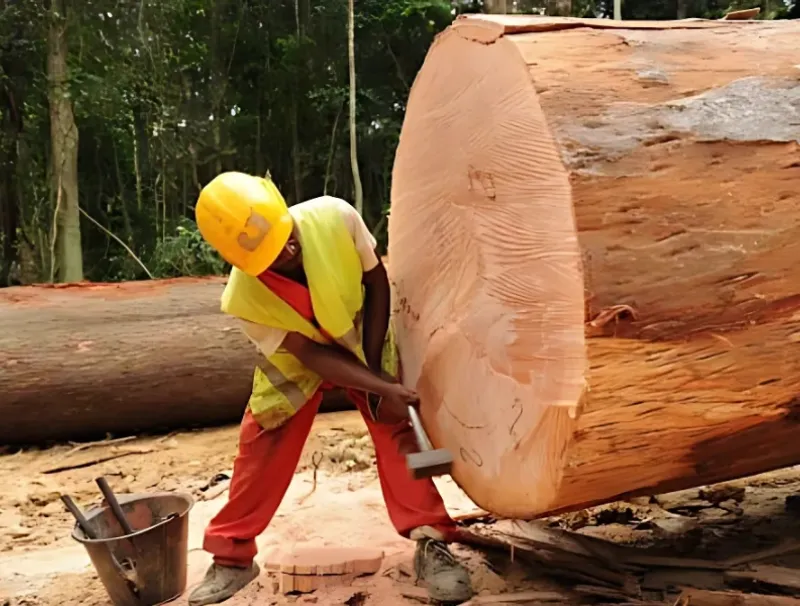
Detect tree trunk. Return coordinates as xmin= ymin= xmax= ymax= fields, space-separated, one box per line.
xmin=291 ymin=96 xmax=303 ymax=205
xmin=389 ymin=16 xmax=800 ymax=518
xmin=47 ymin=0 xmax=83 ymax=283
xmin=483 ymin=0 xmax=509 ymax=14
xmin=551 ymin=0 xmax=573 ymax=16
xmin=0 ymin=59 xmax=22 ymax=287
xmin=131 ymin=96 xmax=150 ymax=212
xmin=0 ymin=0 xmax=25 ymax=287
xmin=0 ymin=278 xmax=350 ymax=444
xmin=210 ymin=0 xmax=225 ymax=178
xmin=290 ymin=0 xmax=304 ymax=205
xmin=348 ymin=0 xmax=364 ymax=214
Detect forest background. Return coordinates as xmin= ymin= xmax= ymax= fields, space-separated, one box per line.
xmin=1 ymin=0 xmax=796 ymax=286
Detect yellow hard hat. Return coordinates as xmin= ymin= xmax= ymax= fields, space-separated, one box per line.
xmin=195 ymin=172 xmax=293 ymax=276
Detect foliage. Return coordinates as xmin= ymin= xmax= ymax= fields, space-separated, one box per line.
xmin=150 ymin=219 xmax=230 ymax=278
xmin=0 ymin=0 xmax=795 ymax=286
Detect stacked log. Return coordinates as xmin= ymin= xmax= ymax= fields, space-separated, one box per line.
xmin=0 ymin=278 xmax=255 ymax=443
xmin=0 ymin=278 xmax=351 ymax=444
xmin=388 ymin=15 xmax=800 ymax=518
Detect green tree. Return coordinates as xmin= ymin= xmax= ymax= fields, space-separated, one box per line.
xmin=0 ymin=0 xmax=792 ymax=287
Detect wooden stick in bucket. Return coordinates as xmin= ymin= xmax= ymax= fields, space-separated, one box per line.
xmin=60 ymin=494 xmax=99 ymax=540
xmin=95 ymin=476 xmax=135 ymax=536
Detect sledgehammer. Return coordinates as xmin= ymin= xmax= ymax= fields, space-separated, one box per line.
xmin=406 ymin=405 xmax=454 ymax=479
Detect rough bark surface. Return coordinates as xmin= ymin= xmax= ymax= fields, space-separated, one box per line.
xmin=390 ymin=15 xmax=800 ymax=518
xmin=0 ymin=278 xmax=349 ymax=444
xmin=0 ymin=278 xmax=254 ymax=443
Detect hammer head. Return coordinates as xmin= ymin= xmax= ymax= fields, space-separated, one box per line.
xmin=406 ymin=448 xmax=454 ymax=480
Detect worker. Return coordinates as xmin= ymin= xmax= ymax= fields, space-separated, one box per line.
xmin=189 ymin=171 xmax=473 ymax=605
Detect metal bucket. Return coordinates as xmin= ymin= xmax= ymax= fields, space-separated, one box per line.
xmin=71 ymin=492 xmax=194 ymax=606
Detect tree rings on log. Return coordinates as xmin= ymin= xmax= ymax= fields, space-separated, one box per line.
xmin=389 ymin=15 xmax=800 ymax=518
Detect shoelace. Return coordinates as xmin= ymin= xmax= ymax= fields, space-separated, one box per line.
xmin=421 ymin=538 xmax=458 ymax=568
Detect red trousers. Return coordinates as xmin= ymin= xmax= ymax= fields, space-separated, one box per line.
xmin=203 ymin=387 xmax=457 ymax=567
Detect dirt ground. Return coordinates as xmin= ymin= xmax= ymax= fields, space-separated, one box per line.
xmin=1 ymin=411 xmax=799 ymax=606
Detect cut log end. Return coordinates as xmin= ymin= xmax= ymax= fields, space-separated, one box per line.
xmin=390 ymin=16 xmax=800 ymax=518
xmin=389 ymin=21 xmax=586 ymax=516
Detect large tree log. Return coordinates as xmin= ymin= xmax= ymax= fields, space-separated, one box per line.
xmin=0 ymin=278 xmax=255 ymax=444
xmin=0 ymin=278 xmax=349 ymax=444
xmin=389 ymin=16 xmax=800 ymax=518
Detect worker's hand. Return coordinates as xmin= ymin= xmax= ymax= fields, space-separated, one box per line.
xmin=374 ymin=383 xmax=420 ymax=424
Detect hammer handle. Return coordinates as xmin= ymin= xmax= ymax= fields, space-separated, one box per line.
xmin=408 ymin=405 xmax=433 ymax=452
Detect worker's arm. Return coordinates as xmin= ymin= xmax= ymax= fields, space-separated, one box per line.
xmin=282 ymin=332 xmax=417 ymax=421
xmin=335 ymin=199 xmax=388 ymax=373
xmin=361 ymin=258 xmax=390 ymax=373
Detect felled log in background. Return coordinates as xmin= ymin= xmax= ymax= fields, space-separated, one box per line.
xmin=0 ymin=278 xmax=349 ymax=444
xmin=389 ymin=15 xmax=800 ymax=518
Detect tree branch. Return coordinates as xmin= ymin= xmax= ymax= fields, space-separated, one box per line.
xmin=324 ymin=100 xmax=345 ymax=195
xmin=78 ymin=205 xmax=154 ymax=279
xmin=49 ymin=173 xmax=62 ymax=283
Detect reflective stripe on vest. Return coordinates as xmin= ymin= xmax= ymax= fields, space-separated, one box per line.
xmin=259 ymin=360 xmax=307 ymax=409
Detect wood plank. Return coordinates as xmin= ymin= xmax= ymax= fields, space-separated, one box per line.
xmin=678 ymin=589 xmax=800 ymax=606
xmin=504 ymin=521 xmax=625 ymax=570
xmin=278 ymin=571 xmax=359 ymax=594
xmin=642 ymin=568 xmax=725 ymax=591
xmin=623 ymin=554 xmax=729 ymax=571
xmin=723 ymin=541 xmax=800 ymax=568
xmin=267 ymin=546 xmax=384 ymax=576
xmin=457 ymin=527 xmax=638 ymax=592
xmin=464 ymin=591 xmax=571 ymax=604
xmin=725 ymin=566 xmax=800 ymax=593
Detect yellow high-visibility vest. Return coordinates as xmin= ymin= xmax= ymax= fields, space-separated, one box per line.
xmin=220 ymin=197 xmax=397 ymax=429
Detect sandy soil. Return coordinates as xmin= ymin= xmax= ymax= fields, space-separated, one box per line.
xmin=1 ymin=411 xmax=799 ymax=606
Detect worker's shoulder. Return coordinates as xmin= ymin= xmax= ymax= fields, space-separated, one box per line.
xmin=289 ymin=196 xmax=361 ymax=233
xmin=292 ymin=195 xmax=355 ymax=214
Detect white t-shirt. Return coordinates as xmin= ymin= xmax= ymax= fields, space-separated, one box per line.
xmin=239 ymin=196 xmax=379 ymax=357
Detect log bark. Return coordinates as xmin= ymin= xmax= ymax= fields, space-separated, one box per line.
xmin=0 ymin=278 xmax=347 ymax=444
xmin=389 ymin=16 xmax=800 ymax=518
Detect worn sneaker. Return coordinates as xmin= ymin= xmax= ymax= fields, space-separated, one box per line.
xmin=414 ymin=538 xmax=473 ymax=603
xmin=188 ymin=562 xmax=260 ymax=605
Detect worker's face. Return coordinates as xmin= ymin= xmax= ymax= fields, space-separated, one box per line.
xmin=270 ymin=233 xmax=302 ymax=273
